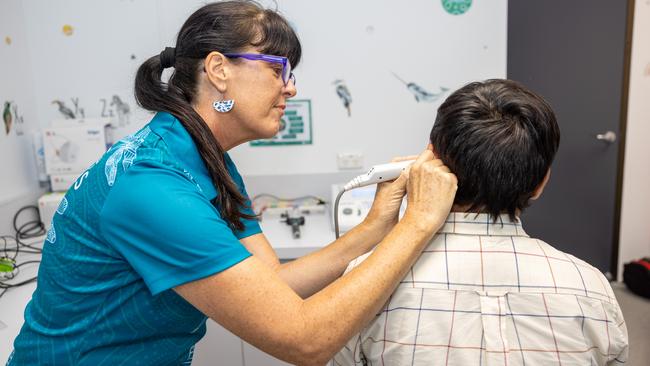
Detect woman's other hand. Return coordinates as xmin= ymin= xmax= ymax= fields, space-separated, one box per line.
xmin=403 ymin=148 xmax=457 ymax=231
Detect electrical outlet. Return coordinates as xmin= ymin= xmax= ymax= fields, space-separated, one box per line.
xmin=337 ymin=153 xmax=363 ymax=170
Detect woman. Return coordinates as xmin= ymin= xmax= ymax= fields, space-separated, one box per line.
xmin=9 ymin=1 xmax=457 ymax=365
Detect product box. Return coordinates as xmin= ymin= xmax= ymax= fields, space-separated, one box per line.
xmin=43 ymin=118 xmax=110 ymax=175
xmin=38 ymin=192 xmax=66 ymax=230
xmin=50 ymin=173 xmax=80 ymax=192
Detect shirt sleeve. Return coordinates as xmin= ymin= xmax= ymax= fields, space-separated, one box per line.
xmin=224 ymin=153 xmax=262 ymax=240
xmin=609 ymin=299 xmax=629 ymax=364
xmin=99 ymin=159 xmax=252 ymax=296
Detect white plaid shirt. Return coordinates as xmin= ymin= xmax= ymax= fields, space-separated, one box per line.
xmin=334 ymin=213 xmax=628 ymax=365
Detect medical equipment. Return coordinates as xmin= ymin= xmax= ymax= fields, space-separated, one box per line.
xmin=330 ymin=184 xmax=376 ymax=235
xmin=280 ymin=209 xmax=306 ymax=239
xmin=254 ymin=194 xmax=326 ymax=240
xmin=37 ymin=192 xmax=66 ymax=230
xmin=334 ymin=159 xmax=415 ymax=238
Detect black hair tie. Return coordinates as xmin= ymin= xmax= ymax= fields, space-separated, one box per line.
xmin=159 ymin=47 xmax=176 ymax=69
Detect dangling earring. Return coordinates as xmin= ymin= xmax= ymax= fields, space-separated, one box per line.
xmin=213 ymin=99 xmax=234 ymax=113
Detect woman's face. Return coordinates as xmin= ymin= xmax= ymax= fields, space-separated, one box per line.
xmin=226 ymin=51 xmax=297 ymax=140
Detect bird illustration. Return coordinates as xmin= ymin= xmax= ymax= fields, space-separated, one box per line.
xmin=333 ymin=80 xmax=352 ymax=117
xmin=52 ymin=100 xmax=76 ymax=119
xmin=391 ymin=72 xmax=449 ymax=103
xmin=3 ymin=101 xmax=12 ymax=134
xmin=110 ymin=95 xmax=131 ymax=126
xmin=105 ymin=127 xmax=151 ymax=186
xmin=11 ymin=104 xmax=25 ymax=136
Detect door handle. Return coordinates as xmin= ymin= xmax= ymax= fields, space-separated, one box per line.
xmin=596 ymin=131 xmax=616 ymax=143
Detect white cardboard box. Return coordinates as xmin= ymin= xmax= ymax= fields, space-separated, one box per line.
xmin=43 ymin=119 xmax=110 ymax=175
xmin=50 ymin=173 xmax=79 ymax=192
xmin=38 ymin=192 xmax=66 ymax=230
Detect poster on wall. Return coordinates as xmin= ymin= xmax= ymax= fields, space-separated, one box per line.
xmin=250 ymin=99 xmax=312 ymax=146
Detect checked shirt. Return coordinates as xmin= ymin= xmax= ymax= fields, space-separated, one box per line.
xmin=334 ymin=213 xmax=628 ymax=366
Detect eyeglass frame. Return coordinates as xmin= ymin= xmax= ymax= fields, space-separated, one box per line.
xmin=223 ymin=53 xmax=295 ymax=86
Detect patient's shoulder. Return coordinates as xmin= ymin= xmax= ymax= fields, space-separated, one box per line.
xmin=522 ymin=236 xmax=617 ymax=302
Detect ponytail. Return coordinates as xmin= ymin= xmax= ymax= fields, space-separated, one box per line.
xmin=133 ymin=1 xmax=301 ymax=231
xmin=134 ymin=55 xmax=255 ymax=232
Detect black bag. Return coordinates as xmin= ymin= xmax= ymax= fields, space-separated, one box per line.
xmin=623 ymin=257 xmax=650 ymax=299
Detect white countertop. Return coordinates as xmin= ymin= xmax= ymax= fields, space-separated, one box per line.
xmin=259 ymin=211 xmax=334 ymax=259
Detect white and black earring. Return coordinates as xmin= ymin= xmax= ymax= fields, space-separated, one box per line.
xmin=213 ymin=99 xmax=234 ymax=113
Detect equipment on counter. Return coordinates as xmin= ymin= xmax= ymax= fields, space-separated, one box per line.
xmin=334 ymin=160 xmax=414 ymax=238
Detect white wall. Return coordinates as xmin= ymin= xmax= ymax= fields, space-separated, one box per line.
xmin=0 ymin=0 xmax=43 ymax=226
xmin=618 ymin=0 xmax=650 ymax=280
xmin=0 ymin=0 xmax=200 ymax=231
xmin=230 ymin=0 xmax=507 ymax=175
xmin=0 ymin=0 xmax=506 ymax=232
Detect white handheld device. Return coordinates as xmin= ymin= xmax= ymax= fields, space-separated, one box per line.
xmin=343 ymin=160 xmax=415 ymax=191
xmin=334 ymin=159 xmax=415 ymax=238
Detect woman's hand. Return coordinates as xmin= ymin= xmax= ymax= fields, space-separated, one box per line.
xmin=403 ymin=149 xmax=458 ymax=232
xmin=362 ymin=155 xmax=418 ymax=239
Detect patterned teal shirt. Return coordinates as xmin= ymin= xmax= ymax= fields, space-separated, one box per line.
xmin=8 ymin=112 xmax=260 ymax=365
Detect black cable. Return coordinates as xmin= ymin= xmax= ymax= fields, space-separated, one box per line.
xmin=0 ymin=205 xmax=46 ymax=299
xmin=0 ymin=276 xmax=38 ymax=289
xmin=15 ymin=260 xmax=41 ymax=268
xmin=15 ymin=235 xmax=44 ymax=252
xmin=13 ymin=205 xmax=46 ymax=240
xmin=0 ymin=261 xmax=40 ymax=288
xmin=17 ymin=221 xmax=44 ymax=239
xmin=1 ymin=235 xmax=19 ymax=260
xmin=1 ymin=236 xmax=43 ymax=261
xmin=0 ymin=260 xmax=40 ymax=302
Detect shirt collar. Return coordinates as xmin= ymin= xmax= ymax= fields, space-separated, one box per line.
xmin=438 ymin=212 xmax=529 ymax=237
xmin=150 ymin=112 xmax=219 ymax=200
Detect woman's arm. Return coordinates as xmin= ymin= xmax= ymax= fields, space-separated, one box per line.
xmin=174 ymin=151 xmax=457 ymax=365
xmin=240 ymin=219 xmax=392 ymax=298
xmin=240 ymin=156 xmax=418 ymax=298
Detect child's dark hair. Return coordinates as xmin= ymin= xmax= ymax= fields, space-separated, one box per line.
xmin=430 ymin=79 xmax=560 ymax=221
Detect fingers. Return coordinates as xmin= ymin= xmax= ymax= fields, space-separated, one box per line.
xmin=435 ymin=163 xmax=450 ymax=173
xmin=429 ymin=159 xmax=444 ymax=168
xmin=390 ymin=155 xmax=419 ymax=163
xmin=413 ymin=149 xmax=434 ymax=166
xmin=427 ymin=143 xmax=438 ymax=159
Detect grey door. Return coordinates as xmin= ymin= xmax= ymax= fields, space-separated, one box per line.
xmin=507 ymin=0 xmax=632 ymax=276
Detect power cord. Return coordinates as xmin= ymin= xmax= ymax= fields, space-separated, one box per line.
xmin=0 ymin=205 xmax=45 ymax=300
xmin=333 ymin=189 xmax=345 ymax=239
xmin=13 ymin=205 xmax=46 ymax=240
xmin=251 ymin=194 xmax=326 ymax=215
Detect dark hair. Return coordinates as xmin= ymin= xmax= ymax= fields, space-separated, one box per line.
xmin=430 ymin=79 xmax=560 ymax=221
xmin=135 ymin=1 xmax=301 ymax=231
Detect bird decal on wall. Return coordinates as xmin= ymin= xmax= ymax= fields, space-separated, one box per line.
xmin=110 ymin=95 xmax=131 ymax=127
xmin=3 ymin=101 xmax=12 ymax=134
xmin=391 ymin=72 xmax=449 ymax=103
xmin=52 ymin=100 xmax=76 ymax=119
xmin=333 ymin=79 xmax=352 ymax=117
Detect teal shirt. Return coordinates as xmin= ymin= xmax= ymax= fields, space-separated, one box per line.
xmin=8 ymin=112 xmax=260 ymax=365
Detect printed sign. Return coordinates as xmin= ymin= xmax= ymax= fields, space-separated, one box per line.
xmin=250 ymin=99 xmax=312 ymax=146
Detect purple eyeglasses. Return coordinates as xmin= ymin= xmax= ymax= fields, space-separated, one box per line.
xmin=224 ymin=53 xmax=295 ymax=86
